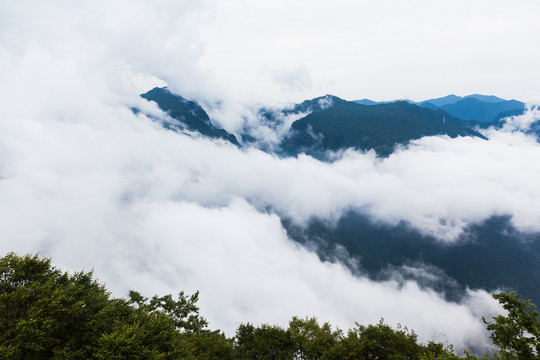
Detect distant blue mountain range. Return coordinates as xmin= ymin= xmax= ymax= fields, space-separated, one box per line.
xmin=355 ymin=94 xmax=526 ymax=123
xmin=138 ymin=88 xmax=531 ymax=158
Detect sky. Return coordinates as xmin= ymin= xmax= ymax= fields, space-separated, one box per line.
xmin=1 ymin=0 xmax=540 ymax=352
xmin=198 ymin=0 xmax=540 ymax=104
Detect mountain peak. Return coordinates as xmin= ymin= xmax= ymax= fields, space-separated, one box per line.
xmin=420 ymin=94 xmax=463 ymax=107
xmin=281 ymin=97 xmax=485 ymax=158
xmin=287 ymin=94 xmax=348 ymax=114
xmin=464 ymin=94 xmax=506 ymax=103
xmin=354 ymin=98 xmax=379 ymax=106
xmin=140 ymin=87 xmax=239 ymax=145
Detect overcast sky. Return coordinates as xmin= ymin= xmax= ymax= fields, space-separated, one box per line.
xmin=3 ymin=1 xmax=537 ymax=104
xmin=197 ymin=0 xmax=540 ymax=104
xmin=2 ymin=0 xmax=540 ymax=351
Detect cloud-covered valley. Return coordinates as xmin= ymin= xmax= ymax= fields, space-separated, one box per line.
xmin=2 ymin=0 xmax=540 ymax=352
xmin=2 ymin=84 xmax=539 ymax=346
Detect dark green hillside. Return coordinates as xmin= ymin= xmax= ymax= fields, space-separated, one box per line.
xmin=281 ymin=98 xmax=485 ymax=157
xmin=141 ymin=87 xmax=239 ymax=145
xmin=283 ymin=212 xmax=540 ymax=306
xmin=441 ymin=97 xmax=525 ymax=123
xmin=284 ymin=94 xmax=345 ymax=114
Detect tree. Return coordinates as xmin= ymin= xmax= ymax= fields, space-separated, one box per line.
xmin=419 ymin=342 xmax=480 ymax=360
xmin=128 ymin=290 xmax=208 ymax=333
xmin=14 ymin=252 xmax=540 ymax=360
xmin=0 ymin=252 xmax=124 ymax=359
xmin=336 ymin=319 xmax=422 ymax=360
xmin=483 ymin=291 xmax=540 ymax=360
xmin=234 ymin=323 xmax=295 ymax=360
xmin=93 ymin=310 xmax=186 ymax=360
xmin=127 ymin=289 xmax=233 ymax=359
xmin=287 ymin=316 xmax=342 ymax=360
xmin=0 ymin=252 xmax=233 ymax=359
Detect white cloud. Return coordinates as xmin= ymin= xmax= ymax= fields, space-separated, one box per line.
xmin=0 ymin=90 xmax=515 ymax=348
xmin=266 ymin=64 xmax=313 ymax=93
xmin=198 ymin=0 xmax=540 ymax=103
xmin=1 ymin=0 xmax=539 ymax=352
xmin=499 ymin=105 xmax=540 ymax=132
xmin=133 ymin=200 xmax=499 ymax=348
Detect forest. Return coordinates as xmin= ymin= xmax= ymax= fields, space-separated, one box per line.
xmin=1 ymin=253 xmax=538 ymax=360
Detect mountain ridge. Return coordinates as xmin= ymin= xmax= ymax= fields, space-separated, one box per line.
xmin=140 ymin=87 xmax=239 ymax=145
xmin=138 ymin=89 xmax=529 ymax=158
xmin=280 ymin=95 xmax=486 ymax=157
xmin=354 ymin=94 xmax=526 ymax=123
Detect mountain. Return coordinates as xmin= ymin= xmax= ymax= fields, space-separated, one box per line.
xmin=283 ymin=211 xmax=540 ymax=306
xmin=283 ymin=94 xmax=343 ymax=114
xmin=353 ymin=99 xmax=398 ymax=106
xmin=419 ymin=94 xmax=463 ymax=107
xmin=138 ymin=89 xmax=526 ymax=156
xmin=419 ymin=94 xmax=506 ymax=106
xmin=281 ymin=96 xmax=486 ymax=157
xmin=354 ymin=95 xmax=463 ymax=108
xmin=416 ymin=101 xmax=438 ymax=110
xmin=354 ymin=99 xmax=382 ymax=106
xmin=464 ymin=94 xmax=507 ymax=103
xmin=440 ymin=97 xmax=525 ymax=123
xmin=140 ymin=87 xmax=239 ymax=145
xmin=357 ymin=94 xmax=526 ymax=123
xmin=135 ymin=87 xmax=539 ymax=306
xmin=530 ymin=117 xmax=540 ymax=140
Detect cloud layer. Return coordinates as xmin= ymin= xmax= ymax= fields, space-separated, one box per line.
xmin=2 ymin=0 xmax=539 ymax=352
xmin=0 ymin=115 xmax=501 ymax=347
xmin=198 ymin=0 xmax=540 ymax=103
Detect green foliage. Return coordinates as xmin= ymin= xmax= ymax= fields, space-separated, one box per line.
xmin=419 ymin=342 xmax=481 ymax=360
xmin=235 ymin=323 xmax=296 ymax=360
xmin=235 ymin=317 xmax=439 ymax=360
xmin=93 ymin=311 xmax=185 ymax=360
xmin=235 ymin=317 xmax=342 ymax=360
xmin=183 ymin=330 xmax=234 ymax=360
xmin=0 ymin=252 xmax=120 ymax=359
xmin=0 ymin=252 xmax=232 ymax=359
xmin=483 ymin=291 xmax=540 ymax=360
xmin=288 ymin=316 xmax=341 ymax=359
xmin=334 ymin=320 xmax=423 ymax=360
xmin=5 ymin=252 xmax=540 ymax=360
xmin=128 ymin=290 xmax=209 ymax=333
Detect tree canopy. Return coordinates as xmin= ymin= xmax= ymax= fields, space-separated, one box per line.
xmin=483 ymin=291 xmax=540 ymax=359
xmin=0 ymin=252 xmax=537 ymax=359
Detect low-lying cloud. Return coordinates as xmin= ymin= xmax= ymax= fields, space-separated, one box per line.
xmin=0 ymin=90 xmax=518 ymax=348
xmin=2 ymin=0 xmax=539 ymax=352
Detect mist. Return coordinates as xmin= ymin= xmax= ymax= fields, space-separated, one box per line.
xmin=2 ymin=0 xmax=540 ymax=352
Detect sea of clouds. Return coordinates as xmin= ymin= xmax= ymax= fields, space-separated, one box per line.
xmin=2 ymin=0 xmax=540 ymax=351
